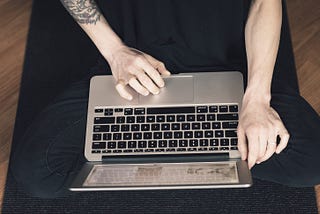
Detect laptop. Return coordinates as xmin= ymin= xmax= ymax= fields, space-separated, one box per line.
xmin=70 ymin=71 xmax=252 ymax=191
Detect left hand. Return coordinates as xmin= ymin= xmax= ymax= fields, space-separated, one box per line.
xmin=237 ymin=96 xmax=290 ymax=169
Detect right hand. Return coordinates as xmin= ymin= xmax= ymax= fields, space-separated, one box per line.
xmin=105 ymin=45 xmax=171 ymax=100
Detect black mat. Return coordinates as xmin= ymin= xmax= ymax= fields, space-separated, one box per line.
xmin=2 ymin=0 xmax=318 ymax=213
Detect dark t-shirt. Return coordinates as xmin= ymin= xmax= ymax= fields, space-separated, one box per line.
xmin=96 ymin=0 xmax=250 ymax=72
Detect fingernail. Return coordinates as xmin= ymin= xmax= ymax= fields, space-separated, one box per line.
xmin=256 ymin=161 xmax=261 ymax=164
xmin=128 ymin=96 xmax=133 ymax=100
xmin=144 ymin=91 xmax=149 ymax=96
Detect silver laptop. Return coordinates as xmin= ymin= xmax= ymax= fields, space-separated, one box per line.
xmin=70 ymin=71 xmax=252 ymax=191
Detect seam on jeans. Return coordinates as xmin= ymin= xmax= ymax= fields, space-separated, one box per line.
xmin=45 ymin=116 xmax=86 ymax=177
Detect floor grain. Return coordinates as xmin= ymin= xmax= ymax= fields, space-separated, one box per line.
xmin=0 ymin=0 xmax=319 ymax=212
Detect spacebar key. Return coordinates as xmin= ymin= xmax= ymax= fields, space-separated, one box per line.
xmin=147 ymin=107 xmax=195 ymax=114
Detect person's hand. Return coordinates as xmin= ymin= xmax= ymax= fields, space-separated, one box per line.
xmin=105 ymin=45 xmax=171 ymax=100
xmin=237 ymin=96 xmax=290 ymax=169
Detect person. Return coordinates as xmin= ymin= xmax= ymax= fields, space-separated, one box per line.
xmin=11 ymin=0 xmax=320 ymax=198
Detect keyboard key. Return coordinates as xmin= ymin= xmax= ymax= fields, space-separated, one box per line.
xmin=103 ymin=133 xmax=111 ymax=140
xmin=159 ymin=140 xmax=167 ymax=147
xmin=177 ymin=148 xmax=187 ymax=152
xmin=145 ymin=149 xmax=155 ymax=152
xmin=209 ymin=147 xmax=218 ymax=151
xmin=131 ymin=124 xmax=140 ymax=131
xmin=179 ymin=140 xmax=188 ymax=147
xmin=231 ymin=138 xmax=238 ymax=146
xmin=92 ymin=142 xmax=106 ymax=149
xmin=141 ymin=124 xmax=150 ymax=131
xmin=154 ymin=132 xmax=162 ymax=139
xmin=198 ymin=148 xmax=208 ymax=151
xmin=231 ymin=147 xmax=238 ymax=150
xmin=147 ymin=116 xmax=155 ymax=123
xmin=104 ymin=108 xmax=113 ymax=116
xmin=229 ymin=105 xmax=238 ymax=112
xmin=204 ymin=131 xmax=214 ymax=138
xmin=133 ymin=133 xmax=142 ymax=140
xmin=102 ymin=150 xmax=112 ymax=153
xmin=136 ymin=116 xmax=145 ymax=123
xmin=200 ymin=139 xmax=209 ymax=147
xmin=195 ymin=131 xmax=203 ymax=138
xmin=147 ymin=106 xmax=195 ymax=114
xmin=164 ymin=132 xmax=173 ymax=139
xmin=184 ymin=131 xmax=193 ymax=138
xmin=225 ymin=130 xmax=237 ymax=137
xmin=192 ymin=123 xmax=201 ymax=130
xmin=197 ymin=114 xmax=206 ymax=121
xmin=113 ymin=133 xmax=122 ymax=140
xmin=123 ymin=149 xmax=133 ymax=153
xmin=161 ymin=123 xmax=170 ymax=130
xmin=134 ymin=149 xmax=144 ymax=152
xmin=166 ymin=148 xmax=176 ymax=152
xmin=212 ymin=122 xmax=221 ymax=129
xmin=202 ymin=122 xmax=211 ymax=129
xmin=210 ymin=139 xmax=219 ymax=146
xmin=172 ymin=123 xmax=180 ymax=130
xmin=177 ymin=115 xmax=186 ymax=122
xmin=134 ymin=108 xmax=145 ymax=115
xmin=124 ymin=108 xmax=133 ymax=115
xmin=92 ymin=150 xmax=101 ymax=154
xmin=118 ymin=141 xmax=127 ymax=149
xmin=107 ymin=141 xmax=116 ymax=149
xmin=167 ymin=115 xmax=175 ymax=122
xmin=220 ymin=147 xmax=230 ymax=151
xmin=94 ymin=108 xmax=103 ymax=113
xmin=128 ymin=141 xmax=137 ymax=148
xmin=220 ymin=139 xmax=229 ymax=146
xmin=121 ymin=125 xmax=130 ymax=132
xmin=148 ymin=140 xmax=157 ymax=148
xmin=217 ymin=113 xmax=238 ymax=121
xmin=219 ymin=105 xmax=228 ymax=112
xmin=155 ymin=149 xmax=165 ymax=152
xmin=169 ymin=140 xmax=178 ymax=147
xmin=113 ymin=150 xmax=122 ymax=153
xmin=93 ymin=125 xmax=109 ymax=132
xmin=222 ymin=121 xmax=238 ymax=129
xmin=156 ymin=115 xmax=165 ymax=122
xmin=197 ymin=106 xmax=208 ymax=113
xmin=143 ymin=132 xmax=152 ymax=139
xmin=151 ymin=124 xmax=160 ymax=131
xmin=123 ymin=133 xmax=132 ymax=140
xmin=174 ymin=131 xmax=183 ymax=139
xmin=111 ymin=125 xmax=120 ymax=132
xmin=189 ymin=139 xmax=198 ymax=147
xmin=207 ymin=114 xmax=216 ymax=121
xmin=138 ymin=141 xmax=147 ymax=148
xmin=126 ymin=116 xmax=135 ymax=123
xmin=92 ymin=134 xmax=101 ymax=141
xmin=188 ymin=148 xmax=197 ymax=151
xmin=116 ymin=116 xmax=125 ymax=124
xmin=182 ymin=123 xmax=191 ymax=130
xmin=209 ymin=105 xmax=218 ymax=113
xmin=187 ymin=115 xmax=196 ymax=121
xmin=94 ymin=117 xmax=115 ymax=124
xmin=115 ymin=108 xmax=123 ymax=113
xmin=215 ymin=130 xmax=224 ymax=138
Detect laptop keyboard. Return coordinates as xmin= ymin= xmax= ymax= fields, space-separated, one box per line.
xmin=90 ymin=104 xmax=239 ymax=155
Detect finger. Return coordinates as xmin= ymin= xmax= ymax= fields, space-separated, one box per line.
xmin=237 ymin=127 xmax=247 ymax=160
xmin=128 ymin=77 xmax=149 ymax=96
xmin=144 ymin=54 xmax=171 ymax=76
xmin=276 ymin=127 xmax=290 ymax=154
xmin=258 ymin=131 xmax=277 ymax=163
xmin=257 ymin=131 xmax=268 ymax=163
xmin=136 ymin=57 xmax=165 ymax=88
xmin=135 ymin=71 xmax=160 ymax=95
xmin=115 ymin=80 xmax=133 ymax=100
xmin=247 ymin=133 xmax=259 ymax=169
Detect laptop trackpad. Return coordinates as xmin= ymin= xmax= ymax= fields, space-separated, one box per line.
xmin=138 ymin=76 xmax=194 ymax=105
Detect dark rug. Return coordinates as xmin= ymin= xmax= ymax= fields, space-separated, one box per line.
xmin=2 ymin=0 xmax=318 ymax=213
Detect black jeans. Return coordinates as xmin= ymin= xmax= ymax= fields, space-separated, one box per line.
xmin=11 ymin=65 xmax=320 ymax=198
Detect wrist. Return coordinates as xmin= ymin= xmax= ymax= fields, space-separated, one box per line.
xmin=243 ymin=86 xmax=271 ymax=106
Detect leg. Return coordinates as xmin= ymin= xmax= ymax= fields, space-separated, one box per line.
xmin=251 ymin=91 xmax=320 ymax=187
xmin=11 ymin=80 xmax=89 ymax=198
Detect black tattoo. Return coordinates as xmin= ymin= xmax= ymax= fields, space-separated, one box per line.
xmin=60 ymin=0 xmax=101 ymax=25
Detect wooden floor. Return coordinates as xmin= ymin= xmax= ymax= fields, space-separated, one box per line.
xmin=0 ymin=0 xmax=319 ymax=212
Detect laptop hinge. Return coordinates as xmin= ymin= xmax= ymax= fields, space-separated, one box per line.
xmin=102 ymin=153 xmax=229 ymax=164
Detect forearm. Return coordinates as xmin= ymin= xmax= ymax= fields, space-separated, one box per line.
xmin=60 ymin=0 xmax=123 ymax=62
xmin=244 ymin=0 xmax=282 ymax=103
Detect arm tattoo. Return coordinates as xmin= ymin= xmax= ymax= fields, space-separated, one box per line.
xmin=60 ymin=0 xmax=101 ymax=25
